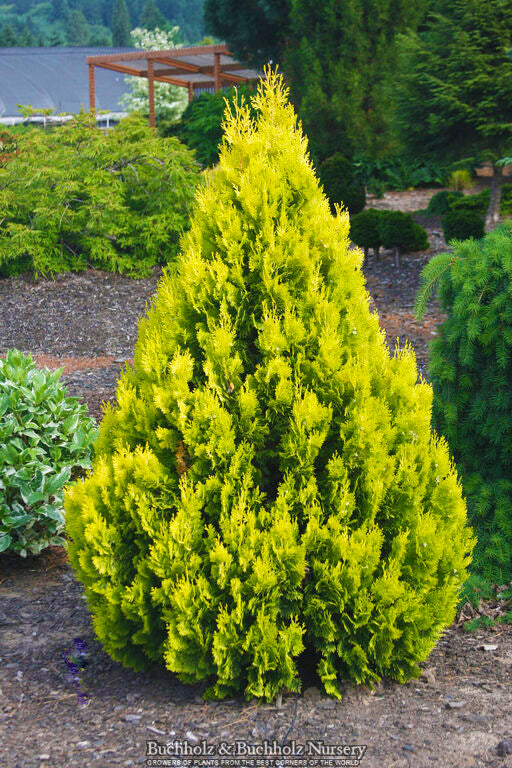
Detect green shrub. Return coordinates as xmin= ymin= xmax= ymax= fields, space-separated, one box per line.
xmin=427 ymin=186 xmax=512 ymax=221
xmin=167 ymin=86 xmax=258 ymax=168
xmin=501 ymin=183 xmax=512 ymax=215
xmin=415 ymin=225 xmax=512 ymax=586
xmin=350 ymin=209 xmax=383 ymax=258
xmin=379 ymin=211 xmax=429 ymax=266
xmin=447 ymin=169 xmax=473 ymax=191
xmin=450 ymin=189 xmax=490 ymax=217
xmin=65 ymin=72 xmax=473 ymax=702
xmin=319 ymin=153 xmax=366 ymax=214
xmin=0 ymin=350 xmax=97 ymax=556
xmin=0 ymin=112 xmax=200 ymax=278
xmin=412 ymin=222 xmax=430 ymax=251
xmin=426 ymin=190 xmax=463 ymax=216
xmin=442 ymin=210 xmax=484 ymax=242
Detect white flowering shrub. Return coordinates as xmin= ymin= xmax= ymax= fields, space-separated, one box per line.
xmin=120 ymin=27 xmax=188 ymax=123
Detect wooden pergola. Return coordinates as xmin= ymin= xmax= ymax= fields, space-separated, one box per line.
xmin=86 ymin=44 xmax=260 ymax=127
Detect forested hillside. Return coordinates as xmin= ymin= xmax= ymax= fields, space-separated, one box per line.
xmin=0 ymin=0 xmax=205 ymax=47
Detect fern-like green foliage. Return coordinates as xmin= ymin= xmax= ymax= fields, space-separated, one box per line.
xmin=0 ymin=112 xmax=200 ymax=278
xmin=65 ymin=72 xmax=474 ymax=701
xmin=416 ymin=225 xmax=512 ymax=585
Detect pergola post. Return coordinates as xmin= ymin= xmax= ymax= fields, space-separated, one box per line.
xmin=88 ymin=63 xmax=95 ymax=111
xmin=188 ymin=81 xmax=194 ymax=103
xmin=214 ymin=52 xmax=221 ymax=92
xmin=147 ymin=59 xmax=156 ymax=128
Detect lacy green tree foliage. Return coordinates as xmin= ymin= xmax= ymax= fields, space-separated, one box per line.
xmin=394 ymin=0 xmax=512 ymax=231
xmin=0 ymin=113 xmax=200 ymax=278
xmin=66 ymin=74 xmax=473 ymax=701
xmin=415 ymin=226 xmax=512 ymax=585
xmin=0 ymin=350 xmax=97 ymax=557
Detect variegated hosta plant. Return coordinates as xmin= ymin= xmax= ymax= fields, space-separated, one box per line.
xmin=0 ymin=349 xmax=97 ymax=556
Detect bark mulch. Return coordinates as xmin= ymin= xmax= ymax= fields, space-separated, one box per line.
xmin=1 ymin=551 xmax=511 ymax=768
xmin=1 ymin=190 xmax=512 ymax=767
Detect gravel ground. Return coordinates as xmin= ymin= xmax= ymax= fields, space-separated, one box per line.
xmin=2 ymin=188 xmax=511 ymax=768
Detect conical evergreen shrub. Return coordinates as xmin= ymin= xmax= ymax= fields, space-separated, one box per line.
xmin=65 ymin=73 xmax=474 ymax=701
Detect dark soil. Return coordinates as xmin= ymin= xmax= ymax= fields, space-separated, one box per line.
xmin=1 ymin=189 xmax=512 ymax=768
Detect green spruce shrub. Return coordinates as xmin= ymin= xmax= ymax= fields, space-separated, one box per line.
xmin=426 ymin=190 xmax=463 ymax=216
xmin=319 ymin=153 xmax=366 ymax=215
xmin=0 ymin=350 xmax=97 ymax=556
xmin=0 ymin=113 xmax=200 ymax=278
xmin=415 ymin=224 xmax=512 ymax=586
xmin=379 ymin=211 xmax=429 ymax=266
xmin=65 ymin=73 xmax=474 ymax=701
xmin=350 ymin=209 xmax=383 ymax=259
xmin=442 ymin=210 xmax=484 ymax=243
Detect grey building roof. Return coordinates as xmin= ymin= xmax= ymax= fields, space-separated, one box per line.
xmin=0 ymin=47 xmax=136 ymax=118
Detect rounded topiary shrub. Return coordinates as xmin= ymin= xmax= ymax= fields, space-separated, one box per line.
xmin=442 ymin=210 xmax=484 ymax=242
xmin=350 ymin=209 xmax=383 ymax=259
xmin=379 ymin=211 xmax=430 ymax=266
xmin=416 ymin=225 xmax=512 ymax=587
xmin=0 ymin=349 xmax=97 ymax=556
xmin=319 ymin=153 xmax=366 ymax=214
xmin=66 ymin=73 xmax=474 ymax=701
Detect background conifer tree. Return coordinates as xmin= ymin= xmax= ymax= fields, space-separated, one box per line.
xmin=284 ymin=0 xmax=429 ymax=160
xmin=112 ymin=0 xmax=131 ymax=45
xmin=66 ymin=8 xmax=89 ymax=45
xmin=0 ymin=25 xmax=19 ymax=46
xmin=204 ymin=0 xmax=290 ymax=65
xmin=139 ymin=0 xmax=165 ymax=30
xmin=66 ymin=72 xmax=473 ymax=701
xmin=394 ymin=0 xmax=512 ymax=231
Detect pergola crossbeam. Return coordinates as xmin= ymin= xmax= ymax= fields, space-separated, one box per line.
xmin=86 ymin=44 xmax=260 ymax=128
